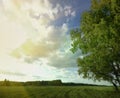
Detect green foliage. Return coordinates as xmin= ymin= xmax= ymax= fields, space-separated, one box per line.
xmin=70 ymin=0 xmax=120 ymax=89
xmin=0 ymin=86 xmax=120 ymax=98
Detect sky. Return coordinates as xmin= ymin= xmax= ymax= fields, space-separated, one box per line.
xmin=0 ymin=0 xmax=110 ymax=85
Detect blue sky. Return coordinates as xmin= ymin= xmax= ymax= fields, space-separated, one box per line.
xmin=0 ymin=0 xmax=109 ymax=85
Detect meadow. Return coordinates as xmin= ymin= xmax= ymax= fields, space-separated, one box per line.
xmin=0 ymin=86 xmax=120 ymax=98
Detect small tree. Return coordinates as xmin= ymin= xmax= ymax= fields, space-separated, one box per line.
xmin=71 ymin=0 xmax=120 ymax=91
xmin=3 ymin=79 xmax=10 ymax=86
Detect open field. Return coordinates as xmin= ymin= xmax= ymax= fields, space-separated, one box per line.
xmin=0 ymin=86 xmax=120 ymax=98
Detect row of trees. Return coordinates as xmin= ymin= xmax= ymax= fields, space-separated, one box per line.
xmin=0 ymin=79 xmax=62 ymax=86
xmin=71 ymin=0 xmax=120 ymax=91
xmin=0 ymin=79 xmax=101 ymax=86
xmin=25 ymin=80 xmax=62 ymax=86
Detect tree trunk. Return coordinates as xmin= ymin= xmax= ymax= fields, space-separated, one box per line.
xmin=111 ymin=64 xmax=120 ymax=85
xmin=116 ymin=75 xmax=120 ymax=85
xmin=112 ymin=81 xmax=119 ymax=92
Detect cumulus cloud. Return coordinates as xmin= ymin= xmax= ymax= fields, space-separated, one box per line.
xmin=64 ymin=6 xmax=76 ymax=17
xmin=0 ymin=0 xmax=78 ymax=69
xmin=9 ymin=3 xmax=78 ymax=69
xmin=48 ymin=46 xmax=82 ymax=68
xmin=52 ymin=4 xmax=76 ymax=22
xmin=11 ymin=23 xmax=69 ymax=61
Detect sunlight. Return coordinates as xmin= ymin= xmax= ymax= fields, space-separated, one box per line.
xmin=0 ymin=1 xmax=29 ymax=56
xmin=0 ymin=29 xmax=27 ymax=55
xmin=0 ymin=0 xmax=53 ymax=81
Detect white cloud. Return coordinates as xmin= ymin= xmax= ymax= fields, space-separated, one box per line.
xmin=11 ymin=23 xmax=69 ymax=62
xmin=64 ymin=6 xmax=76 ymax=17
xmin=71 ymin=11 xmax=76 ymax=17
xmin=64 ymin=6 xmax=71 ymax=16
xmin=48 ymin=47 xmax=81 ymax=68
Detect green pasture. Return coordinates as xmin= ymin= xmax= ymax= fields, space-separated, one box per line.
xmin=0 ymin=86 xmax=119 ymax=98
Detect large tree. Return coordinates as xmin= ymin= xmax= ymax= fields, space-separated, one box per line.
xmin=70 ymin=0 xmax=120 ymax=91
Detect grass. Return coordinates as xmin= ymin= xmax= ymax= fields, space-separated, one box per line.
xmin=0 ymin=86 xmax=120 ymax=98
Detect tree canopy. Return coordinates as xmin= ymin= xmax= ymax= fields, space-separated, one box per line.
xmin=70 ymin=0 xmax=120 ymax=91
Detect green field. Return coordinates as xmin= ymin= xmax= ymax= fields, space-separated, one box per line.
xmin=0 ymin=86 xmax=120 ymax=98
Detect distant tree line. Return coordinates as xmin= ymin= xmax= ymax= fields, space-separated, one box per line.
xmin=25 ymin=80 xmax=62 ymax=86
xmin=0 ymin=79 xmax=101 ymax=86
xmin=0 ymin=79 xmax=62 ymax=86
